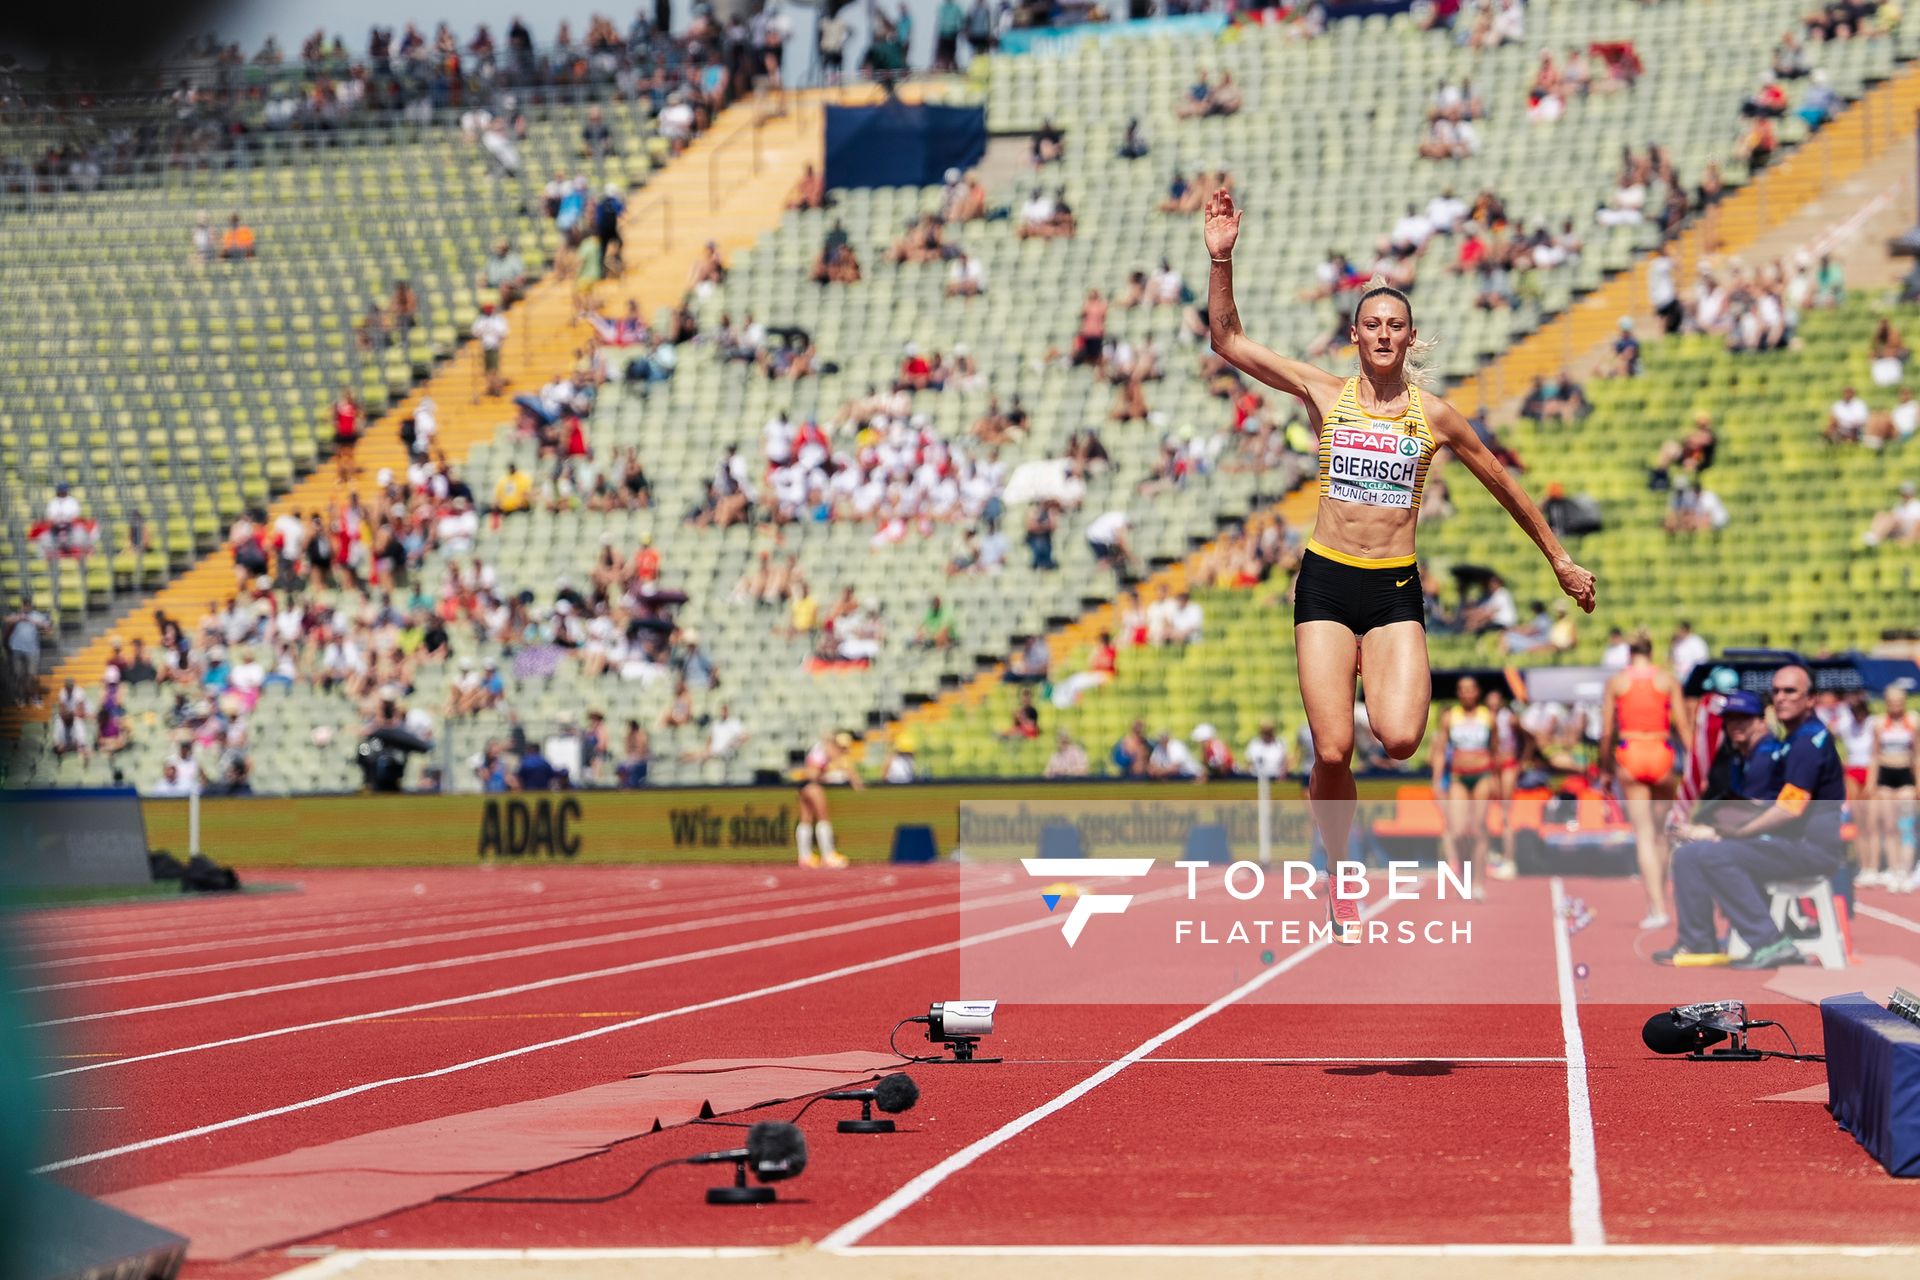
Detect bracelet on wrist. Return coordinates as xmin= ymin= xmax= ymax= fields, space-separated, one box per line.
xmin=1210 ymin=255 xmax=1233 ymax=263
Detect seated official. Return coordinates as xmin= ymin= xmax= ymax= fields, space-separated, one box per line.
xmin=1656 ymin=668 xmax=1847 ymax=969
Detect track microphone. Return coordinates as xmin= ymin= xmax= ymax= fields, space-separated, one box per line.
xmin=691 ymin=1122 xmax=809 ymax=1203
xmin=822 ymin=1073 xmax=921 ymax=1133
xmin=1642 ymin=1000 xmax=1766 ymax=1061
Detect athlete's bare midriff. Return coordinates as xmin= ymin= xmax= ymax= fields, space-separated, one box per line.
xmin=1308 ymin=499 xmax=1420 ymax=563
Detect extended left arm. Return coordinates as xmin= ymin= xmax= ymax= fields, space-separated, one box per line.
xmin=1431 ymin=400 xmax=1596 ymax=613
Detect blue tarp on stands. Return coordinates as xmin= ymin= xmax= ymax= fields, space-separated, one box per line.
xmin=824 ymin=103 xmax=987 ymax=191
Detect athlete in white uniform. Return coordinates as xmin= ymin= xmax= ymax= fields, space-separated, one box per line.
xmin=1865 ymin=686 xmax=1918 ymax=891
xmin=796 ymin=731 xmax=862 ymax=868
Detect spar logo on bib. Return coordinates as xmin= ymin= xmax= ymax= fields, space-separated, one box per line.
xmin=1326 ymin=425 xmax=1421 ymax=507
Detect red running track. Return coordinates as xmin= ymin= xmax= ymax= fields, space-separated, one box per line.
xmin=16 ymin=865 xmax=1920 ymax=1278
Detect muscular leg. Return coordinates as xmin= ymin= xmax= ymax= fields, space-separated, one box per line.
xmin=796 ymin=783 xmax=825 ymax=863
xmin=1295 ymin=621 xmax=1358 ymax=865
xmin=1443 ymin=780 xmax=1471 ymax=880
xmin=1623 ymin=779 xmax=1671 ymax=921
xmin=1467 ymin=775 xmax=1493 ymax=892
xmin=1894 ymin=787 xmax=1919 ymax=886
xmin=1358 ymin=621 xmax=1432 ymax=760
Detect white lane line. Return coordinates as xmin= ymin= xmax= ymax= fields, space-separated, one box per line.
xmin=33 ymin=874 xmax=1019 ymax=1080
xmin=14 ymin=883 xmax=642 ymax=954
xmin=268 ymin=1243 xmax=1920 ymax=1275
xmin=1855 ymin=902 xmax=1920 ymax=935
xmin=847 ymin=1245 xmax=1920 ymax=1258
xmin=15 ymin=870 xmax=757 ymax=950
xmin=22 ymin=880 xmax=852 ymax=991
xmin=31 ymin=879 xmax=963 ymax=1027
xmin=816 ymin=896 xmax=1394 ymax=1252
xmin=1008 ymin=1056 xmax=1567 ymax=1065
xmin=1550 ymin=876 xmax=1605 ymax=1248
xmin=32 ymin=882 xmax=1154 ymax=1173
xmin=23 ymin=880 xmax=747 ymax=969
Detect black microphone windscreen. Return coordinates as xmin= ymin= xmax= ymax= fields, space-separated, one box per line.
xmin=1642 ymin=1010 xmax=1727 ymax=1055
xmin=873 ymin=1073 xmax=920 ymax=1115
xmin=744 ymin=1121 xmax=808 ymax=1182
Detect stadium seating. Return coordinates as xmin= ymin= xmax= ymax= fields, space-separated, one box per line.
xmin=9 ymin=0 xmax=1910 ymax=793
xmin=0 ymin=97 xmax=668 ymax=627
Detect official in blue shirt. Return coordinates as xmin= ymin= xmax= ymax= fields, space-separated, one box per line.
xmin=1658 ymin=665 xmax=1848 ymax=969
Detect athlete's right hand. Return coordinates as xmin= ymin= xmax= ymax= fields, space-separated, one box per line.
xmin=1204 ymin=189 xmax=1241 ymax=261
xmin=1554 ymin=556 xmax=1596 ymax=614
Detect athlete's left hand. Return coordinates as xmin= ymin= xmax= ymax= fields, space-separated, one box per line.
xmin=1554 ymin=556 xmax=1596 ymax=613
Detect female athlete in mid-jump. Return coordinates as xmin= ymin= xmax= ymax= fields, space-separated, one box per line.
xmin=1203 ymin=189 xmax=1596 ymax=941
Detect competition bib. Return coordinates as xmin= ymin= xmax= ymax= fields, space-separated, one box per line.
xmin=1323 ymin=424 xmax=1424 ymax=510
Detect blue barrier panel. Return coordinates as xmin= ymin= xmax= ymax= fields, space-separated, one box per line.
xmin=1182 ymin=822 xmax=1233 ymax=865
xmin=1036 ymin=820 xmax=1086 ymax=859
xmin=890 ymin=824 xmax=940 ymax=863
xmin=1821 ymin=992 xmax=1920 ymax=1177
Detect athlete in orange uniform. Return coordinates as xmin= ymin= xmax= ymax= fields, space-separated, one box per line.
xmin=1600 ymin=631 xmax=1687 ymax=927
xmin=1204 ymin=189 xmax=1595 ymax=942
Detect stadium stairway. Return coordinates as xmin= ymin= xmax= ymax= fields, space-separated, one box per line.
xmin=868 ymin=53 xmax=1920 ymax=763
xmin=14 ymin=88 xmax=872 ymax=724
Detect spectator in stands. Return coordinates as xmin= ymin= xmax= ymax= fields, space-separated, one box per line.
xmin=1870 ymin=316 xmax=1910 ymax=388
xmin=1663 ymin=478 xmax=1729 ymax=534
xmin=1086 ymin=509 xmax=1133 ymax=577
xmin=810 ymin=228 xmax=862 ymax=285
xmin=1826 ymin=385 xmax=1871 ymax=444
xmin=1605 ymin=317 xmax=1642 ymax=377
xmin=1007 ymin=633 xmax=1051 ymax=685
xmin=1032 ymin=117 xmax=1064 ymax=166
xmin=913 ymin=597 xmax=958 ymax=651
xmin=1027 ymin=499 xmax=1060 ymax=571
xmin=786 ymin=163 xmax=826 ymax=211
xmin=1862 ymin=481 xmax=1920 ymax=547
xmin=1053 ymin=632 xmax=1119 ymax=710
xmin=579 ymin=105 xmax=614 ymax=161
xmin=682 ymin=703 xmax=749 ymax=764
xmin=1738 ymin=115 xmax=1778 ymax=171
xmin=946 ymin=249 xmax=986 ymax=298
xmin=1118 ymin=117 xmax=1150 ymax=160
xmin=472 ymin=302 xmax=509 ymax=396
xmin=1166 ymin=592 xmax=1204 ymax=645
xmin=1500 ymin=601 xmax=1555 ymax=656
xmin=689 ymin=240 xmax=727 ymax=296
xmin=1108 ymin=720 xmax=1151 ymax=777
xmin=221 ymin=213 xmax=255 ymax=260
xmin=1462 ymin=574 xmax=1519 ymax=634
xmin=50 ymin=701 xmax=91 ymax=761
xmin=1869 ymin=386 xmax=1919 ymax=449
xmin=1245 ymin=722 xmax=1289 ymax=781
xmin=493 ymin=462 xmax=533 ymax=516
xmin=483 ymin=238 xmax=527 ymax=307
xmin=1016 ymin=187 xmax=1062 ymax=241
xmin=999 ymin=687 xmax=1041 ymax=742
xmin=190 ymin=211 xmax=215 ymax=265
xmin=1044 ymin=730 xmax=1089 ymax=778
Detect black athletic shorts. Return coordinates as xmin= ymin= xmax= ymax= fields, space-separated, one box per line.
xmin=1878 ymin=765 xmax=1917 ymax=790
xmin=1292 ymin=545 xmax=1425 ymax=635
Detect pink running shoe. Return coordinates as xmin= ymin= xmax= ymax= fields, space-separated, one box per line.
xmin=1328 ymin=889 xmax=1362 ymax=945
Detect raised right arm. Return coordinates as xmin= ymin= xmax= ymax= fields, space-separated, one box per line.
xmin=1203 ymin=189 xmax=1343 ymax=413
